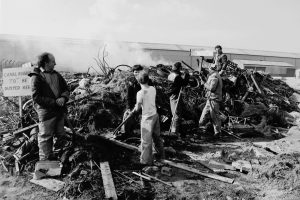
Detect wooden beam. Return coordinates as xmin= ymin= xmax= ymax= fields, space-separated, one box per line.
xmin=100 ymin=162 xmax=118 ymax=200
xmin=162 ymin=159 xmax=234 ymax=184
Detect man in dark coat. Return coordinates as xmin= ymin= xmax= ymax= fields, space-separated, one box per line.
xmin=29 ymin=52 xmax=69 ymax=160
xmin=167 ymin=62 xmax=189 ymax=139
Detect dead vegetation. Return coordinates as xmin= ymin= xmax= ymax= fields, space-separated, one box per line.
xmin=1 ymin=60 xmax=300 ymax=200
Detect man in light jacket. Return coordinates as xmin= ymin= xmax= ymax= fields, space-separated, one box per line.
xmin=199 ymin=63 xmax=223 ymax=137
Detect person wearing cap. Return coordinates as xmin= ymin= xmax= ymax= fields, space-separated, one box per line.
xmin=199 ymin=64 xmax=223 ymax=137
xmin=29 ymin=52 xmax=70 ymax=161
xmin=167 ymin=62 xmax=189 ymax=139
xmin=201 ymin=45 xmax=228 ymax=76
xmin=119 ymin=65 xmax=153 ymax=138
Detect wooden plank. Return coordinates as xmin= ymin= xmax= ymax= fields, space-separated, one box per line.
xmin=100 ymin=162 xmax=118 ymax=200
xmin=162 ymin=159 xmax=234 ymax=184
xmin=30 ymin=178 xmax=65 ymax=192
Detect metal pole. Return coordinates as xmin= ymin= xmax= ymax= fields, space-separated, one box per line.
xmin=19 ymin=96 xmax=23 ymax=128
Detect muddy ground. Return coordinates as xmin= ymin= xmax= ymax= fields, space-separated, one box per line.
xmin=1 ymin=126 xmax=300 ymax=200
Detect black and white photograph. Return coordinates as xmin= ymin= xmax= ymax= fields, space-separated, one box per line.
xmin=0 ymin=0 xmax=300 ymax=199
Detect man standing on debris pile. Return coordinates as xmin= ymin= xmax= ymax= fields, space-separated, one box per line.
xmin=167 ymin=62 xmax=190 ymax=139
xmin=199 ymin=64 xmax=223 ymax=137
xmin=131 ymin=71 xmax=165 ymax=165
xmin=29 ymin=52 xmax=70 ymax=161
xmin=120 ymin=65 xmax=152 ymax=138
xmin=202 ymin=45 xmax=228 ymax=76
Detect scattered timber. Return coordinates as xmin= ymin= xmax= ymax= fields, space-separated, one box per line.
xmin=162 ymin=159 xmax=234 ymax=184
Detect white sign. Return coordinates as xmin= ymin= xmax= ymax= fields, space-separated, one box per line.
xmin=2 ymin=67 xmax=32 ymax=97
xmin=22 ymin=62 xmax=32 ymax=68
xmin=190 ymin=49 xmax=214 ymax=57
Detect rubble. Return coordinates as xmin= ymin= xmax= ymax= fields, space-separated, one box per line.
xmin=1 ymin=62 xmax=300 ymax=199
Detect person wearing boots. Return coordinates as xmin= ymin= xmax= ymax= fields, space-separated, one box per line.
xmin=199 ymin=63 xmax=223 ymax=137
xmin=29 ymin=52 xmax=70 ymax=161
xmin=167 ymin=62 xmax=189 ymax=139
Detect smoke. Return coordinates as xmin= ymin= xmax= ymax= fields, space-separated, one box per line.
xmin=0 ymin=0 xmax=178 ymax=72
xmin=4 ymin=36 xmax=98 ymax=72
xmin=0 ymin=35 xmax=171 ymax=73
xmin=103 ymin=42 xmax=171 ymax=68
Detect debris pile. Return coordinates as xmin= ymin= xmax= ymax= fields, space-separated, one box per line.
xmin=1 ymin=62 xmax=300 ymax=199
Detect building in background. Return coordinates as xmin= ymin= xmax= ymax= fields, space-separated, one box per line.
xmin=141 ymin=43 xmax=300 ymax=77
xmin=0 ymin=34 xmax=300 ymax=78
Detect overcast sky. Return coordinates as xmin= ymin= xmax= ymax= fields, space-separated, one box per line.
xmin=0 ymin=0 xmax=299 ymax=53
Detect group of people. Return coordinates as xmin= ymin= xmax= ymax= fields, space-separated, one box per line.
xmin=120 ymin=45 xmax=227 ymax=165
xmin=30 ymin=45 xmax=227 ymax=167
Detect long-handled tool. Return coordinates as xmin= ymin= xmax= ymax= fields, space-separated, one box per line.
xmin=181 ymin=60 xmax=195 ymax=71
xmin=113 ymin=111 xmax=134 ymax=136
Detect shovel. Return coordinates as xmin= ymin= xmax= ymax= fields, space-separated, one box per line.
xmin=113 ymin=111 xmax=134 ymax=136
